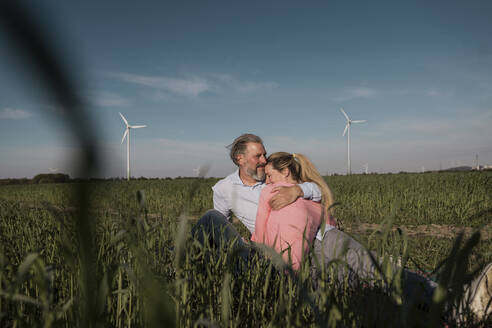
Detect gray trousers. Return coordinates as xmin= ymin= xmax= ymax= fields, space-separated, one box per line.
xmin=313 ymin=228 xmax=437 ymax=307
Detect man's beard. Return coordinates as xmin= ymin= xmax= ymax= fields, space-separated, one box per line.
xmin=247 ymin=165 xmax=265 ymax=181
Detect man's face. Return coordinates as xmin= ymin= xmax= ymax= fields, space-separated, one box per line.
xmin=237 ymin=142 xmax=267 ymax=181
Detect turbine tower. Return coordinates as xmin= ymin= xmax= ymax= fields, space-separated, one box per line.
xmin=119 ymin=112 xmax=146 ymax=181
xmin=341 ymin=108 xmax=366 ymax=175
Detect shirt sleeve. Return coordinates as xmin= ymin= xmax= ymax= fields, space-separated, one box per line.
xmin=298 ymin=182 xmax=322 ymax=202
xmin=251 ymin=186 xmax=272 ymax=243
xmin=212 ymin=184 xmax=232 ymax=221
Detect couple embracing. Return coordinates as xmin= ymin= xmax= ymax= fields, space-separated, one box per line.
xmin=191 ymin=133 xmax=492 ymax=322
xmin=192 ymin=133 xmax=337 ymax=271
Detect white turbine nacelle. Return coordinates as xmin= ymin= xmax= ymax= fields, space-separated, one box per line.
xmin=340 ymin=108 xmax=366 ymax=175
xmin=120 ymin=112 xmax=146 ymax=181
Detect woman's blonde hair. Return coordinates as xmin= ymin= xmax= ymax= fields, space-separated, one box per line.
xmin=266 ymin=152 xmax=335 ymax=219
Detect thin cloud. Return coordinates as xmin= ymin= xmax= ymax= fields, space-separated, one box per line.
xmin=332 ymin=86 xmax=454 ymax=102
xmin=332 ymin=87 xmax=377 ymax=102
xmin=111 ymin=72 xmax=278 ymax=98
xmin=44 ymin=105 xmax=66 ymax=115
xmin=85 ymin=91 xmax=131 ymax=107
xmin=425 ymin=89 xmax=453 ymax=97
xmin=426 ymin=90 xmax=440 ymax=97
xmin=0 ymin=108 xmax=33 ymax=120
xmin=112 ymin=73 xmax=210 ymax=97
xmin=211 ymin=73 xmax=278 ymax=94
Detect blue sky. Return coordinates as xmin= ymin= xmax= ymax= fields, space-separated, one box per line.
xmin=1 ymin=1 xmax=491 ymax=178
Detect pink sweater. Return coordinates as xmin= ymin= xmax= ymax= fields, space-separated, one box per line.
xmin=251 ymin=182 xmax=322 ymax=270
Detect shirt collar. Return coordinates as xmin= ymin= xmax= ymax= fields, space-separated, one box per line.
xmin=231 ymin=169 xmax=264 ymax=187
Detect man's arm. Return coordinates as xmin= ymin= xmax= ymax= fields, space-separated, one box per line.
xmin=269 ymin=182 xmax=321 ymax=210
xmin=298 ymin=182 xmax=322 ymax=201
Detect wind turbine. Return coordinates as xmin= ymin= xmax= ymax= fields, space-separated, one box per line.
xmin=119 ymin=112 xmax=146 ymax=181
xmin=341 ymin=108 xmax=366 ymax=175
xmin=193 ymin=163 xmax=211 ymax=178
xmin=363 ymin=163 xmax=369 ymax=174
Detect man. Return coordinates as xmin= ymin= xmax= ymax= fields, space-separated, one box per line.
xmin=191 ymin=133 xmax=492 ymax=322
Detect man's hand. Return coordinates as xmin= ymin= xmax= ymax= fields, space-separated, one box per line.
xmin=269 ymin=185 xmax=304 ymax=210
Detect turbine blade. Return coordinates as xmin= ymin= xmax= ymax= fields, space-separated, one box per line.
xmin=352 ymin=120 xmax=366 ymax=123
xmin=121 ymin=128 xmax=128 ymax=144
xmin=340 ymin=107 xmax=350 ymax=121
xmin=130 ymin=125 xmax=147 ymax=129
xmin=119 ymin=112 xmax=128 ymax=125
xmin=343 ymin=123 xmax=349 ymax=136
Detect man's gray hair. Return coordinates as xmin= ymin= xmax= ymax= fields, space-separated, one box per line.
xmin=227 ymin=134 xmax=263 ymax=166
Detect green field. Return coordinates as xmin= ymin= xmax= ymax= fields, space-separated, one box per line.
xmin=0 ymin=171 xmax=491 ymax=326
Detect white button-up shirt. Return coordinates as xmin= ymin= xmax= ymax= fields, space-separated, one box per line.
xmin=212 ymin=169 xmax=333 ymax=240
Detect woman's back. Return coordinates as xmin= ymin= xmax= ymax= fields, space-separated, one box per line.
xmin=252 ymin=182 xmax=321 ymax=270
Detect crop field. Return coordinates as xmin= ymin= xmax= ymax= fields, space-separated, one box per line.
xmin=0 ymin=171 xmax=491 ymax=327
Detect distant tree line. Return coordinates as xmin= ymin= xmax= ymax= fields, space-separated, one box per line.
xmin=0 ymin=173 xmax=70 ymax=185
xmin=0 ymin=174 xmax=221 ymax=185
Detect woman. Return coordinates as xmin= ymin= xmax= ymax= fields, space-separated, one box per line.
xmin=251 ymin=152 xmax=336 ymax=270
